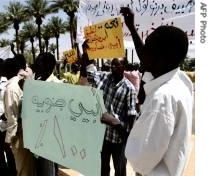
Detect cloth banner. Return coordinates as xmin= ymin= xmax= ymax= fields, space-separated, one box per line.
xmin=0 ymin=46 xmax=13 ymax=60
xmin=76 ymin=0 xmax=195 ymax=58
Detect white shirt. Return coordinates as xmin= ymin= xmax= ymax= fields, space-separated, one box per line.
xmin=4 ymin=76 xmax=23 ymax=143
xmin=46 ymin=73 xmax=62 ymax=83
xmin=0 ymin=76 xmax=7 ymax=116
xmin=125 ymin=68 xmax=193 ymax=176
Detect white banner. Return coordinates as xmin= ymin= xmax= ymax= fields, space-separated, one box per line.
xmin=0 ymin=46 xmax=13 ymax=60
xmin=76 ymin=0 xmax=195 ymax=58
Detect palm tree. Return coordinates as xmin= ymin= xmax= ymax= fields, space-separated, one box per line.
xmin=19 ymin=39 xmax=27 ymax=54
xmin=50 ymin=0 xmax=80 ymax=47
xmin=49 ymin=43 xmax=56 ymax=55
xmin=25 ymin=0 xmax=56 ymax=53
xmin=41 ymin=41 xmax=46 ymax=52
xmin=0 ymin=39 xmax=11 ymax=47
xmin=48 ymin=16 xmax=68 ymax=60
xmin=19 ymin=22 xmax=37 ymax=62
xmin=42 ymin=24 xmax=53 ymax=52
xmin=0 ymin=13 xmax=10 ymax=33
xmin=1 ymin=2 xmax=30 ymax=54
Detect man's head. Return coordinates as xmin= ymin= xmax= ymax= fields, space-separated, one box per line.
xmin=33 ymin=52 xmax=56 ymax=80
xmin=141 ymin=25 xmax=189 ymax=77
xmin=71 ymin=62 xmax=80 ymax=73
xmin=111 ymin=58 xmax=126 ymax=82
xmin=14 ymin=54 xmax=26 ymax=70
xmin=3 ymin=58 xmax=20 ymax=79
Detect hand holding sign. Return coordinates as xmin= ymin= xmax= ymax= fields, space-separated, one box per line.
xmin=120 ymin=7 xmax=135 ymax=30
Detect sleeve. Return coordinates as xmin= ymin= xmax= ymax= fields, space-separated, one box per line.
xmin=4 ymin=90 xmax=20 ymax=143
xmin=87 ymin=71 xmax=108 ymax=88
xmin=127 ymin=87 xmax=137 ymax=116
xmin=125 ymin=110 xmax=175 ymax=175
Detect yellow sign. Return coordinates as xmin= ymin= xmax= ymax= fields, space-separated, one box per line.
xmin=63 ymin=48 xmax=78 ymax=63
xmin=84 ymin=17 xmax=125 ymax=59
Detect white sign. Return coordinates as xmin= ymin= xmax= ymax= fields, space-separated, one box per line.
xmin=76 ymin=0 xmax=195 ymax=58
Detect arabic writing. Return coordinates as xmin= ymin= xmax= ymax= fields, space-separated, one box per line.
xmin=32 ymin=96 xmax=66 ymax=113
xmin=84 ymin=17 xmax=125 ymax=59
xmin=82 ymin=0 xmax=195 ymax=17
xmin=22 ymin=80 xmax=105 ymax=175
xmin=78 ymin=0 xmax=195 ymax=42
xmin=70 ymin=145 xmax=87 ymax=160
xmin=31 ymin=92 xmax=102 ymax=125
xmin=122 ymin=19 xmax=195 ymax=41
xmin=63 ymin=48 xmax=78 ymax=64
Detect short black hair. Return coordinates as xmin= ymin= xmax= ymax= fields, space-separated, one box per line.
xmin=36 ymin=52 xmax=56 ymax=73
xmin=145 ymin=25 xmax=189 ymax=69
xmin=14 ymin=54 xmax=26 ymax=70
xmin=3 ymin=58 xmax=20 ymax=79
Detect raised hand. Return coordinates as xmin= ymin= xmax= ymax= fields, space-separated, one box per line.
xmin=120 ymin=7 xmax=135 ymax=30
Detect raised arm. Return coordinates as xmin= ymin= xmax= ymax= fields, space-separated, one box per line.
xmin=120 ymin=7 xmax=144 ymax=62
xmin=78 ymin=40 xmax=89 ymax=77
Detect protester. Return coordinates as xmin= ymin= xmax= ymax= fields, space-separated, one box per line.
xmin=0 ymin=58 xmax=11 ymax=175
xmin=3 ymin=56 xmax=36 ymax=176
xmin=101 ymin=61 xmax=111 ymax=72
xmin=120 ymin=7 xmax=193 ymax=176
xmin=80 ymin=42 xmax=137 ymax=176
xmin=62 ymin=62 xmax=80 ymax=84
xmin=32 ymin=52 xmax=62 ymax=176
xmin=124 ymin=63 xmax=141 ymax=111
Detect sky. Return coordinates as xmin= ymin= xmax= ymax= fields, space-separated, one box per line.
xmin=0 ymin=0 xmax=72 ymax=58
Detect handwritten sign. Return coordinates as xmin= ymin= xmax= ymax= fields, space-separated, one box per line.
xmin=77 ymin=0 xmax=195 ymax=42
xmin=84 ymin=17 xmax=125 ymax=59
xmin=21 ymin=80 xmax=106 ymax=176
xmin=63 ymin=48 xmax=78 ymax=63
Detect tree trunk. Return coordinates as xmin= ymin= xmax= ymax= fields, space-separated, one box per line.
xmin=30 ymin=37 xmax=35 ymax=63
xmin=36 ymin=17 xmax=42 ymax=53
xmin=38 ymin=24 xmax=42 ymax=53
xmin=45 ymin=39 xmax=49 ymax=52
xmin=14 ymin=21 xmax=20 ymax=54
xmin=56 ymin=36 xmax=59 ymax=60
xmin=56 ymin=36 xmax=60 ymax=79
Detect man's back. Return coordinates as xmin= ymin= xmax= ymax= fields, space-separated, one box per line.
xmin=125 ymin=68 xmax=193 ymax=176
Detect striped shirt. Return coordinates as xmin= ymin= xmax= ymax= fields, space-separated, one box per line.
xmin=88 ymin=71 xmax=136 ymax=143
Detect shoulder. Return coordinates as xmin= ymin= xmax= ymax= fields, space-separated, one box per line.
xmin=46 ymin=74 xmax=63 ymax=83
xmin=123 ymin=77 xmax=135 ymax=90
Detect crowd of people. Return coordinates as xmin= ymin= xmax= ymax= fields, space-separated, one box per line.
xmin=0 ymin=7 xmax=193 ymax=176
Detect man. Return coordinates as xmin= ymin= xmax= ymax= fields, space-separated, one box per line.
xmin=32 ymin=52 xmax=62 ymax=176
xmin=120 ymin=7 xmax=193 ymax=176
xmin=0 ymin=58 xmax=10 ymax=174
xmin=3 ymin=56 xmax=36 ymax=176
xmin=80 ymin=45 xmax=137 ymax=176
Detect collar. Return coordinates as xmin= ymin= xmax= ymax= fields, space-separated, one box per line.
xmin=5 ymin=76 xmax=20 ymax=87
xmin=112 ymin=76 xmax=127 ymax=88
xmin=0 ymin=77 xmax=7 ymax=83
xmin=144 ymin=68 xmax=179 ymax=95
xmin=46 ymin=73 xmax=61 ymax=83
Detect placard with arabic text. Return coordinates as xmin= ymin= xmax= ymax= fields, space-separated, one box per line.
xmin=21 ymin=80 xmax=106 ymax=176
xmin=84 ymin=17 xmax=125 ymax=59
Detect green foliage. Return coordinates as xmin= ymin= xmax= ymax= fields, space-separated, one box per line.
xmin=0 ymin=39 xmax=11 ymax=47
xmin=23 ymin=50 xmax=34 ymax=65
